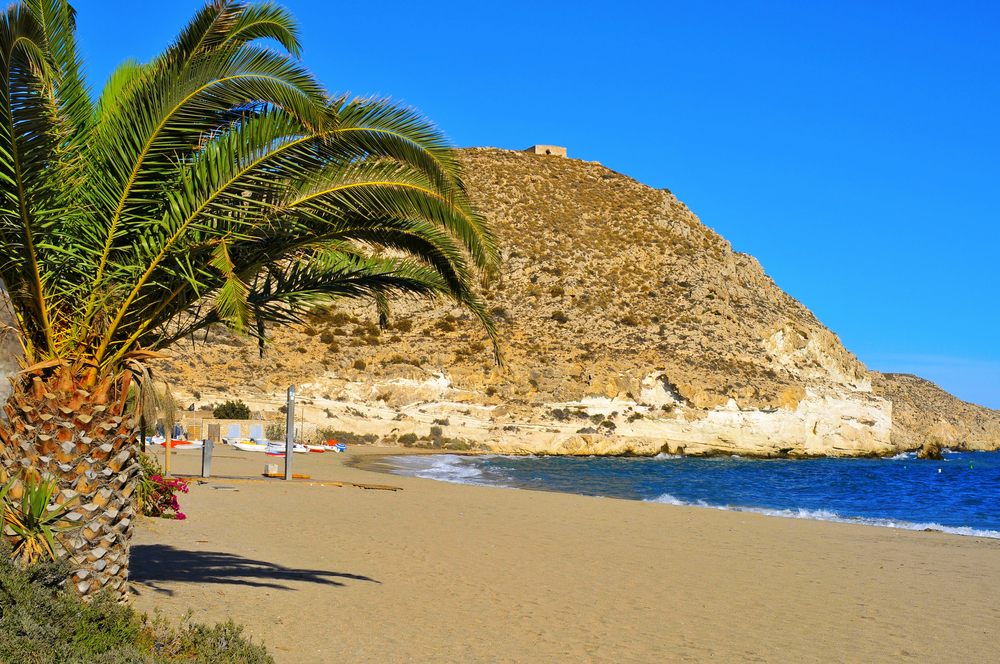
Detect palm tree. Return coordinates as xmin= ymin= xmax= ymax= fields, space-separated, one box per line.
xmin=0 ymin=0 xmax=498 ymax=600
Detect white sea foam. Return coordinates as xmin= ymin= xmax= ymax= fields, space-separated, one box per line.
xmin=388 ymin=455 xmax=510 ymax=487
xmin=887 ymin=452 xmax=916 ymax=460
xmin=653 ymin=452 xmax=683 ymax=460
xmin=644 ymin=494 xmax=1000 ymax=539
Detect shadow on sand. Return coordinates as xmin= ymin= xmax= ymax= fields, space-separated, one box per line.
xmin=130 ymin=544 xmax=379 ymax=596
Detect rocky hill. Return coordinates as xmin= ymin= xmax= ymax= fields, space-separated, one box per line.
xmin=3 ymin=149 xmax=999 ymax=456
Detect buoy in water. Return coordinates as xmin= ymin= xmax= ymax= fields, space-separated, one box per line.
xmin=938 ymin=468 xmax=942 ymax=473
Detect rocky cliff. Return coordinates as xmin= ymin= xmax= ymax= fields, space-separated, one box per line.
xmin=4 ymin=149 xmax=998 ymax=456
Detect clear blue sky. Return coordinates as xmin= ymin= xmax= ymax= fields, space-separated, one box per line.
xmin=73 ymin=0 xmax=999 ymax=408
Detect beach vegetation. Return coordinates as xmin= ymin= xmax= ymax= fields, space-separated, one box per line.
xmin=0 ymin=473 xmax=78 ymax=566
xmin=315 ymin=428 xmax=378 ymax=445
xmin=135 ymin=454 xmax=188 ymax=521
xmin=0 ymin=0 xmax=499 ymax=600
xmin=435 ymin=319 xmax=456 ymax=332
xmin=213 ymin=400 xmax=251 ymax=420
xmin=303 ymin=326 xmax=319 ymax=337
xmin=353 ymin=359 xmax=367 ymax=371
xmin=398 ymin=433 xmax=418 ymax=447
xmin=0 ymin=539 xmax=272 ymax=662
xmin=319 ymin=330 xmax=337 ymax=344
xmin=393 ymin=319 xmax=414 ymax=333
xmin=265 ymin=421 xmax=286 ymax=441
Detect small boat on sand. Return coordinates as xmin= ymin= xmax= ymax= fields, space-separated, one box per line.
xmin=264 ymin=440 xmax=309 ymax=455
xmin=148 ymin=436 xmax=203 ymax=450
xmin=231 ymin=440 xmax=268 ymax=452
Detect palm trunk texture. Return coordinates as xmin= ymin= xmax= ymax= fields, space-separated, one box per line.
xmin=0 ymin=365 xmax=140 ymax=600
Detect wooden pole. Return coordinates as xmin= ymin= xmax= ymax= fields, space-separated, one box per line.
xmin=164 ymin=429 xmax=172 ymax=476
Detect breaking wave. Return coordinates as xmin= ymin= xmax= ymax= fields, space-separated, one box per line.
xmin=645 ymin=493 xmax=1000 ymax=539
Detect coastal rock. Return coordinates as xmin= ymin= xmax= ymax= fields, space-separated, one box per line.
xmin=917 ymin=437 xmax=944 ymax=461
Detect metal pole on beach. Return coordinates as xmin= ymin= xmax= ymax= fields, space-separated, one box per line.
xmin=284 ymin=385 xmax=295 ymax=481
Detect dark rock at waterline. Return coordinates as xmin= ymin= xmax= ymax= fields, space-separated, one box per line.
xmin=917 ymin=439 xmax=944 ymax=460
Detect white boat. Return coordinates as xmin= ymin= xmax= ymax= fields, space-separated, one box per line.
xmin=231 ymin=440 xmax=268 ymax=452
xmin=147 ymin=437 xmax=203 ymax=450
xmin=265 ymin=440 xmax=309 ymax=455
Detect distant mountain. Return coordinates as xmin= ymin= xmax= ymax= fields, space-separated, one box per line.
xmin=4 ymin=149 xmax=997 ymax=456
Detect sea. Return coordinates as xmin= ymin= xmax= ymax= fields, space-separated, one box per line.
xmin=383 ymin=450 xmax=1000 ymax=538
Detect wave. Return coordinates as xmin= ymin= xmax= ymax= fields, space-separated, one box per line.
xmin=388 ymin=454 xmax=511 ymax=487
xmin=644 ymin=493 xmax=1000 ymax=539
xmin=653 ymin=452 xmax=683 ymax=460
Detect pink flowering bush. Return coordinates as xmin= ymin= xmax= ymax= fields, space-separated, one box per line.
xmin=137 ymin=453 xmax=189 ymax=520
xmin=146 ymin=475 xmax=189 ymax=520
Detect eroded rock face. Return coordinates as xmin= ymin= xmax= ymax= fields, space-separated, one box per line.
xmin=150 ymin=149 xmax=999 ymax=457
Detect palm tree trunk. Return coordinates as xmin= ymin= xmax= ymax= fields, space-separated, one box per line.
xmin=0 ymin=364 xmax=141 ymax=601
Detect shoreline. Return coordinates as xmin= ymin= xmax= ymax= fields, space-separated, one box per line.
xmin=131 ymin=445 xmax=1000 ymax=663
xmin=355 ymin=448 xmax=1000 ymax=541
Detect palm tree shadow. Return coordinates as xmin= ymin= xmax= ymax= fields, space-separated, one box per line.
xmin=130 ymin=544 xmax=379 ymax=596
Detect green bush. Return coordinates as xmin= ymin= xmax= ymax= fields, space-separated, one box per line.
xmin=264 ymin=421 xmax=285 ymax=441
xmin=315 ymin=428 xmax=378 ymax=445
xmin=392 ymin=319 xmax=413 ymax=333
xmin=0 ymin=541 xmax=271 ymax=663
xmin=352 ymin=359 xmax=366 ymax=371
xmin=213 ymin=400 xmax=251 ymax=420
xmin=319 ymin=330 xmax=336 ymax=344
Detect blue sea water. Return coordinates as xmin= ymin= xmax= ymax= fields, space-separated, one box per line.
xmin=386 ymin=451 xmax=1000 ymax=538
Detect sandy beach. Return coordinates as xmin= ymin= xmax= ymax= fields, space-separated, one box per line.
xmin=131 ymin=446 xmax=1000 ymax=663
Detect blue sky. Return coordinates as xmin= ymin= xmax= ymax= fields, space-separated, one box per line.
xmin=73 ymin=0 xmax=999 ymax=408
